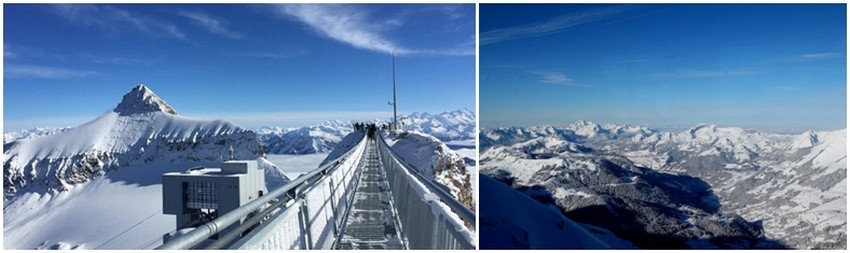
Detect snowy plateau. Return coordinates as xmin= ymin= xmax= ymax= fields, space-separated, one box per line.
xmin=480 ymin=121 xmax=846 ymax=249
xmin=3 ymin=85 xmax=475 ymax=249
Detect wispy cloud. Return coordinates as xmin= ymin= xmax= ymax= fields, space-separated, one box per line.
xmin=4 ymin=44 xmax=16 ymax=59
xmin=436 ymin=5 xmax=468 ymax=32
xmin=275 ymin=4 xmax=472 ymax=56
xmin=4 ymin=44 xmax=47 ymax=60
xmin=480 ymin=7 xmax=627 ymax=45
xmin=530 ymin=71 xmax=572 ymax=84
xmin=237 ymin=50 xmax=308 ymax=59
xmin=415 ymin=47 xmax=474 ymax=57
xmin=76 ymin=52 xmax=152 ymax=65
xmin=277 ymin=5 xmax=406 ymax=55
xmin=51 ymin=5 xmax=186 ymax=40
xmin=650 ymin=69 xmax=757 ymax=78
xmin=6 ymin=44 xmax=151 ymax=66
xmin=5 ymin=64 xmax=99 ymax=79
xmin=178 ymin=11 xmax=244 ymax=39
xmin=802 ymin=52 xmax=843 ymax=60
xmin=438 ymin=5 xmax=466 ymax=21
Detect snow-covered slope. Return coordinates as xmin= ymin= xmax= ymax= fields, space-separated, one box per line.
xmin=255 ymin=108 xmax=475 ymax=155
xmin=3 ymin=85 xmax=291 ymax=249
xmin=480 ymin=174 xmax=630 ymax=249
xmin=387 ymin=131 xmax=475 ymax=210
xmin=481 ymin=121 xmax=846 ymax=249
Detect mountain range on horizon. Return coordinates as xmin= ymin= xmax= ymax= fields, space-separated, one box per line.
xmin=6 ymin=107 xmax=476 ymax=156
xmin=480 ymin=120 xmax=846 ymax=249
xmin=254 ymin=108 xmax=475 ymax=154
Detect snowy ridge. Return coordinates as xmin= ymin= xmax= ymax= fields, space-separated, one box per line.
xmin=387 ymin=131 xmax=475 ymax=210
xmin=481 ymin=121 xmax=846 ymax=249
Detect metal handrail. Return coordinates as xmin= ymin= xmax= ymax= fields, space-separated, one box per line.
xmin=157 ymin=133 xmax=368 ymax=250
xmin=376 ymin=132 xmax=476 ymax=228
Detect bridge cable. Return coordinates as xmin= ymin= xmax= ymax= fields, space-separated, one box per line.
xmin=94 ymin=209 xmax=162 ymax=249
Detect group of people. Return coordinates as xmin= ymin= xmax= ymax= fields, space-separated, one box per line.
xmin=352 ymin=122 xmax=392 ymax=137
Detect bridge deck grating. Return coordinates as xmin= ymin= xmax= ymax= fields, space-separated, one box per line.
xmin=335 ymin=139 xmax=405 ymax=250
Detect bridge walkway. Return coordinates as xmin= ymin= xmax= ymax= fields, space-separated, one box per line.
xmin=334 ymin=139 xmax=405 ymax=249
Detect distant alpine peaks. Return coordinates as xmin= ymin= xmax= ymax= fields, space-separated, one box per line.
xmin=113 ymin=84 xmax=178 ymax=115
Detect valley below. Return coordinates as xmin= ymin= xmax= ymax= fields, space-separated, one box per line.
xmin=480 ymin=121 xmax=846 ymax=249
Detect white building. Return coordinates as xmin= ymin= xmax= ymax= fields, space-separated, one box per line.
xmin=162 ymin=160 xmax=266 ymax=237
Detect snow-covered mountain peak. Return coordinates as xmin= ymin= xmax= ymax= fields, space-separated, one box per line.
xmin=567 ymin=120 xmax=603 ymax=137
xmin=113 ymin=84 xmax=178 ymax=116
xmin=444 ymin=108 xmax=474 ymax=119
xmin=4 ymin=84 xmax=276 ymax=197
xmin=569 ymin=120 xmax=599 ymax=128
xmin=790 ymin=130 xmax=821 ymax=149
xmin=683 ymin=123 xmax=760 ymax=141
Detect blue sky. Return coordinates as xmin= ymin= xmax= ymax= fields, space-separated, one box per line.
xmin=480 ymin=4 xmax=846 ymax=131
xmin=4 ymin=4 xmax=474 ymax=131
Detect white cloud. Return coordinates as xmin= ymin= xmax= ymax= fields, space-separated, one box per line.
xmin=5 ymin=64 xmax=99 ymax=79
xmin=276 ymin=4 xmax=473 ymax=56
xmin=51 ymin=5 xmax=187 ymax=40
xmin=480 ymin=7 xmax=626 ymax=45
xmin=178 ymin=11 xmax=244 ymax=39
xmin=530 ymin=71 xmax=572 ymax=84
xmin=802 ymin=52 xmax=842 ymax=60
xmin=278 ymin=5 xmax=407 ymax=55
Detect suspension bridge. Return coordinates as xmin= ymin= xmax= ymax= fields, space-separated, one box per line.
xmin=156 ymin=130 xmax=476 ymax=250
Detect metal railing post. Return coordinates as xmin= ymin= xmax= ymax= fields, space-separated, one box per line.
xmin=298 ymin=187 xmax=314 ymax=249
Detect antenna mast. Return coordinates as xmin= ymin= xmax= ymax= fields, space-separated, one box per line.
xmin=392 ymin=50 xmax=398 ymax=131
